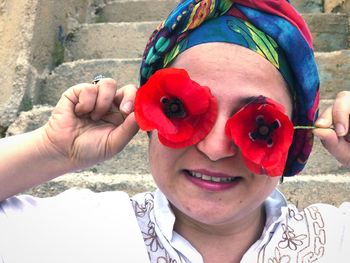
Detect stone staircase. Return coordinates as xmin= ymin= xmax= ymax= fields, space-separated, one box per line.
xmin=6 ymin=0 xmax=350 ymax=208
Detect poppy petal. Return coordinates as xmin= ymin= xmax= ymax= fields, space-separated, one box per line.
xmin=134 ymin=68 xmax=217 ymax=148
xmin=225 ymin=96 xmax=294 ymax=177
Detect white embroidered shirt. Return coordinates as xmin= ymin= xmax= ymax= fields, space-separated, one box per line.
xmin=131 ymin=189 xmax=350 ymax=263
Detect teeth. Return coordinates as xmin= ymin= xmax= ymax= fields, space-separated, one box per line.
xmin=193 ymin=172 xmax=202 ymax=178
xmin=211 ymin=177 xmax=221 ymax=182
xmin=188 ymin=171 xmax=236 ymax=183
xmin=202 ymin=175 xmax=211 ymax=180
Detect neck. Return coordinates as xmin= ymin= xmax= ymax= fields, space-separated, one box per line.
xmin=173 ymin=205 xmax=266 ymax=263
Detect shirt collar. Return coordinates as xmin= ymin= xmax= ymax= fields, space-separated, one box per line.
xmin=153 ymin=189 xmax=176 ymax=241
xmin=153 ymin=188 xmax=288 ymax=242
xmin=264 ymin=188 xmax=288 ymax=229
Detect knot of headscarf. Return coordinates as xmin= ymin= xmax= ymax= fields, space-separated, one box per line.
xmin=139 ymin=0 xmax=320 ymax=177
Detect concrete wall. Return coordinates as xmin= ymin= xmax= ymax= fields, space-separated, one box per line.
xmin=0 ymin=0 xmax=89 ymax=136
xmin=0 ymin=0 xmax=37 ymax=135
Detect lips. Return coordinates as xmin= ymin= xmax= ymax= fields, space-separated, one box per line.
xmin=184 ymin=169 xmax=241 ymax=191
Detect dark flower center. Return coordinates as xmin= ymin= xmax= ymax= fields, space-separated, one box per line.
xmin=161 ymin=97 xmax=187 ymax=118
xmin=249 ymin=115 xmax=280 ymax=147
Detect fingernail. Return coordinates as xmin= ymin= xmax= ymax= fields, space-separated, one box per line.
xmin=122 ymin=101 xmax=133 ymax=113
xmin=335 ymin=123 xmax=346 ymax=136
xmin=315 ymin=118 xmax=327 ymax=126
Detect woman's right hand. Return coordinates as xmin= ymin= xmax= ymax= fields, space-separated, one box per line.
xmin=41 ymin=78 xmax=139 ymax=171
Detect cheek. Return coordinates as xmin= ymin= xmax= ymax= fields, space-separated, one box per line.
xmin=148 ymin=136 xmax=180 ymax=200
xmin=148 ymin=134 xmax=162 ymax=173
xmin=148 ymin=137 xmax=167 ymax=189
xmin=254 ymin=176 xmax=280 ymax=199
xmin=148 ymin=131 xmax=186 ymax=165
xmin=148 ymin=133 xmax=178 ymax=181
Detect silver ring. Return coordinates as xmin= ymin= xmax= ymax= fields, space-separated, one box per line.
xmin=92 ymin=74 xmax=105 ymax=84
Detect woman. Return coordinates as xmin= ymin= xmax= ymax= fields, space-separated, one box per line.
xmin=0 ymin=0 xmax=349 ymax=262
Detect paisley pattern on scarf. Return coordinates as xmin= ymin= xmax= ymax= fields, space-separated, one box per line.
xmin=139 ymin=0 xmax=320 ymax=176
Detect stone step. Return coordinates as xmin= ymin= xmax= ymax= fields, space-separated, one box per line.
xmin=64 ymin=22 xmax=157 ymax=61
xmin=93 ymin=0 xmax=179 ymax=23
xmin=292 ymin=0 xmax=323 ymax=13
xmin=65 ymin=13 xmax=348 ymax=61
xmin=7 ymin=100 xmax=348 ymax=176
xmin=278 ymin=174 xmax=350 ymax=209
xmin=40 ymin=58 xmax=141 ymax=105
xmin=23 ymin=172 xmax=350 ymax=209
xmin=315 ymin=50 xmax=350 ymax=99
xmin=24 ymin=172 xmax=157 ymax=199
xmin=93 ymin=0 xmax=323 ymax=24
xmin=41 ymin=49 xmax=350 ymax=105
xmin=302 ymin=13 xmax=349 ymax=52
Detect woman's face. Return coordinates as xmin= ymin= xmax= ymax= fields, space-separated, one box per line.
xmin=148 ymin=43 xmax=292 ymax=228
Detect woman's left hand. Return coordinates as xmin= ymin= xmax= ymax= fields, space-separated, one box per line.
xmin=313 ymin=91 xmax=350 ymax=168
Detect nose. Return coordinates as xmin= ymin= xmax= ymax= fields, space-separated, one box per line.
xmin=196 ymin=116 xmax=238 ymax=161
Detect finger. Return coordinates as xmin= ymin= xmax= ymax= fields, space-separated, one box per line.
xmin=73 ymin=84 xmax=98 ymax=116
xmin=101 ymin=111 xmax=125 ymax=126
xmin=115 ymin=84 xmax=137 ymax=115
xmin=55 ymin=83 xmax=87 ymax=112
xmin=332 ymin=91 xmax=350 ymax=137
xmin=56 ymin=83 xmax=97 ymax=117
xmin=101 ymin=84 xmax=137 ymax=126
xmin=107 ymin=113 xmax=139 ymax=154
xmin=313 ymin=128 xmax=340 ymax=161
xmin=313 ymin=127 xmax=338 ymax=148
xmin=90 ymin=78 xmax=117 ymax=121
xmin=314 ymin=105 xmax=333 ymax=128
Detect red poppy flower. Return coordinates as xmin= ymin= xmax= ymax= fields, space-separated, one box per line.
xmin=225 ymin=96 xmax=294 ymax=176
xmin=134 ymin=68 xmax=217 ymax=148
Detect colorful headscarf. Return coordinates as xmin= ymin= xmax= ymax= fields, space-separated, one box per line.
xmin=139 ymin=0 xmax=320 ymax=177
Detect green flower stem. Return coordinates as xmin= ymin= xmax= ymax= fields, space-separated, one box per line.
xmin=294 ymin=125 xmax=335 ymax=130
xmin=294 ymin=125 xmax=316 ymax=130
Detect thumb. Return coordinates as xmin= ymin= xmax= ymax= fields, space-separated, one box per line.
xmin=313 ymin=128 xmax=338 ymax=150
xmin=313 ymin=128 xmax=349 ymax=167
xmin=107 ymin=113 xmax=140 ymax=154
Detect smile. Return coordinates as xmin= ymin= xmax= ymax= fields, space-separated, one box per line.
xmin=186 ymin=170 xmax=239 ymax=183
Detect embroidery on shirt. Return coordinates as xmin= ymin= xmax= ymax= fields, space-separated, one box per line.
xmin=131 ymin=193 xmax=183 ymax=263
xmin=298 ymin=206 xmax=326 ymax=262
xmin=278 ymin=224 xmax=307 ymax=250
xmin=156 ymin=255 xmax=179 ymax=263
xmin=268 ymin=247 xmax=291 ymax=263
xmin=258 ymin=205 xmax=326 ymax=263
xmin=288 ymin=208 xmax=304 ymax=222
xmin=133 ymin=192 xmax=155 ymax=217
xmin=144 ymin=221 xmax=165 ymax=252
